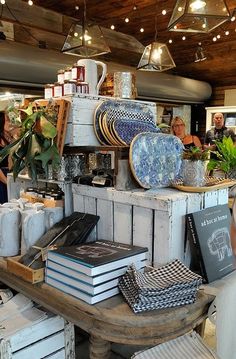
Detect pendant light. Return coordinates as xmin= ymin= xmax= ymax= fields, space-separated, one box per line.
xmin=168 ymin=0 xmax=230 ymax=33
xmin=61 ymin=0 xmax=110 ymax=57
xmin=137 ymin=1 xmax=175 ymax=71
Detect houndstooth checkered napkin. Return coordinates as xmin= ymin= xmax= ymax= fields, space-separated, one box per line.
xmin=119 ymin=259 xmax=202 ymax=313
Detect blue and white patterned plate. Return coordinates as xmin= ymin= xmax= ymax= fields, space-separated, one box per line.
xmin=94 ymin=99 xmax=155 ymax=127
xmin=93 ymin=111 xmax=110 ymax=145
xmin=113 ymin=118 xmax=159 ymax=145
xmin=130 ymin=133 xmax=184 ymax=189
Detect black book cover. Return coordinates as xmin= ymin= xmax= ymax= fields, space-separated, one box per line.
xmin=186 ymin=204 xmax=235 ymax=283
xmin=47 ymin=240 xmax=148 ymax=276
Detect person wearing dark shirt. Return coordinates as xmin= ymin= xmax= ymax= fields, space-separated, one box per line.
xmin=204 ymin=112 xmax=236 ymax=150
xmin=171 ymin=116 xmax=202 ymax=149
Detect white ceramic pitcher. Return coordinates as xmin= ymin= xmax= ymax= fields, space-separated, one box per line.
xmin=77 ymin=59 xmax=107 ymax=95
xmin=44 ymin=207 xmax=64 ymax=231
xmin=21 ymin=209 xmax=45 ymax=255
xmin=0 ymin=208 xmax=20 ymax=257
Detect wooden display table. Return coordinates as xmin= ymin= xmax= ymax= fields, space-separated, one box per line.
xmin=0 ymin=263 xmax=213 ymax=359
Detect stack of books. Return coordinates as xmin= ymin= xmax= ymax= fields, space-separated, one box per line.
xmin=45 ymin=240 xmax=148 ymax=304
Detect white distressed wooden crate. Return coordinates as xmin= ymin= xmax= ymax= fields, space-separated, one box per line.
xmin=72 ymin=184 xmax=228 ymax=267
xmin=0 ymin=315 xmax=75 ymax=359
xmin=64 ymin=94 xmax=157 ymax=146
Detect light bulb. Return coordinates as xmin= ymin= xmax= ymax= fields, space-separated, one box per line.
xmin=225 ymin=30 xmax=229 ymax=35
xmin=152 ymin=48 xmax=162 ymax=61
xmin=0 ymin=0 xmax=5 ymax=4
xmin=140 ymin=28 xmax=144 ymax=32
xmin=110 ymin=25 xmax=115 ymax=30
xmin=28 ymin=0 xmax=33 ymax=5
xmin=80 ymin=30 xmax=92 ymax=41
xmin=125 ymin=17 xmax=129 ymax=23
xmin=190 ymin=0 xmax=206 ymax=11
xmin=182 ymin=36 xmax=186 ymax=40
xmin=162 ymin=9 xmax=167 ymax=15
xmin=213 ymin=37 xmax=217 ymax=41
xmin=169 ymin=39 xmax=173 ymax=43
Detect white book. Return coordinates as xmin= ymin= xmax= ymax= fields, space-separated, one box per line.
xmin=46 ymin=259 xmax=147 ymax=285
xmin=46 ymin=276 xmax=120 ymax=304
xmin=46 ymin=268 xmax=119 ymax=295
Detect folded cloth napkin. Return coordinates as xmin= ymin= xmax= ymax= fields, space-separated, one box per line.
xmin=131 ymin=331 xmax=220 ymax=359
xmin=119 ymin=259 xmax=202 ymax=313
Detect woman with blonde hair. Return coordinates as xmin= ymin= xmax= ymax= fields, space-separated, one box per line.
xmin=171 ymin=116 xmax=202 ymax=149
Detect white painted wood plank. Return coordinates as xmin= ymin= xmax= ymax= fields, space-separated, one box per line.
xmin=184 ymin=193 xmax=202 ymax=266
xmin=113 ymin=203 xmax=132 ymax=245
xmin=217 ymin=188 xmax=228 ymax=205
xmin=96 ymin=199 xmax=113 ymax=240
xmin=204 ymin=190 xmax=219 ymax=208
xmin=153 ymin=210 xmax=171 ymax=267
xmin=83 ymin=196 xmax=98 ymax=241
xmin=132 ymin=206 xmax=153 ymax=264
xmin=65 ymin=124 xmax=100 ymax=146
xmin=9 ymin=315 xmax=64 ymax=352
xmin=186 ymin=193 xmax=203 ymax=214
xmin=12 ymin=331 xmax=64 ymax=359
xmin=84 ymin=196 xmax=97 ymax=215
xmin=47 ymin=349 xmax=65 ymax=358
xmin=169 ymin=198 xmax=187 ymax=263
xmin=64 ymin=321 xmax=75 ymax=359
xmin=72 ymin=184 xmax=174 ymax=211
xmin=73 ymin=194 xmax=85 ymax=213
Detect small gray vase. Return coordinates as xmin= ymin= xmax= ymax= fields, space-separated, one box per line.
xmin=182 ymin=160 xmax=206 ymax=187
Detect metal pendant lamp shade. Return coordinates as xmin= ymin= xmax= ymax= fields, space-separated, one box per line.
xmin=168 ymin=0 xmax=230 ymax=33
xmin=61 ymin=0 xmax=110 ymax=57
xmin=137 ymin=42 xmax=176 ymax=71
xmin=61 ymin=22 xmax=110 ymax=57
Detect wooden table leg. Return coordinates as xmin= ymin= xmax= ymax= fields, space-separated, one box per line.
xmin=195 ymin=319 xmax=206 ymax=337
xmin=89 ymin=334 xmax=111 ymax=359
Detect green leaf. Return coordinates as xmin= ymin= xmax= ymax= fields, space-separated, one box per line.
xmin=35 ymin=143 xmax=60 ymax=169
xmin=22 ymin=112 xmax=38 ymax=132
xmin=20 ymin=103 xmax=34 ymax=116
xmin=38 ymin=115 xmax=57 ymax=139
xmin=26 ymin=134 xmax=41 ymax=159
xmin=208 ymin=136 xmax=236 ymax=175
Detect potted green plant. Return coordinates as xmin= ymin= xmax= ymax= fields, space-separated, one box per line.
xmin=0 ymin=100 xmax=61 ymax=181
xmin=207 ymin=136 xmax=236 ymax=179
xmin=182 ymin=146 xmax=209 ymax=187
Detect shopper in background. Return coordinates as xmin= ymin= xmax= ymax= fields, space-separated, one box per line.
xmin=0 ymin=112 xmax=11 ymax=203
xmin=171 ymin=116 xmax=202 ymax=149
xmin=204 ymin=112 xmax=236 ymax=150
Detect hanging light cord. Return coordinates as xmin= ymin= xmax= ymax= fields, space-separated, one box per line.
xmin=154 ymin=0 xmax=158 ymax=41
